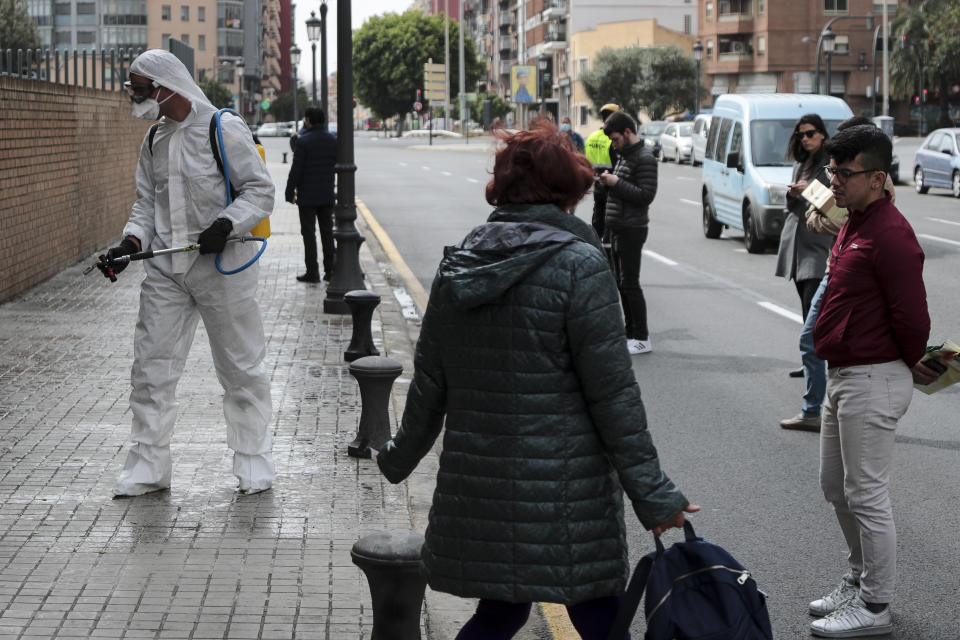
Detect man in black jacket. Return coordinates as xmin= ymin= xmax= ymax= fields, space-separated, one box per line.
xmin=598 ymin=112 xmax=658 ymax=355
xmin=285 ymin=107 xmax=337 ymax=282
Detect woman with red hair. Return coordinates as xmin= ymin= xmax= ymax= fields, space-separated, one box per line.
xmin=375 ymin=119 xmax=697 ymax=639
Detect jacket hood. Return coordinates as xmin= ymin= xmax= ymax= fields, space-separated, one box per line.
xmin=438 ymin=204 xmax=599 ymax=309
xmin=130 ymin=49 xmax=213 ymax=113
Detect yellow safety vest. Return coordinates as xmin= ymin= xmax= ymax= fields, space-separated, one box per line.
xmin=585 ymin=128 xmax=613 ymax=167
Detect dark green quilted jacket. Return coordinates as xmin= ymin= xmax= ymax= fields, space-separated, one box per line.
xmin=377 ymin=203 xmax=687 ymax=605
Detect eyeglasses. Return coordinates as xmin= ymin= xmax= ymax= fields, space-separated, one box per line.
xmin=123 ymin=80 xmax=157 ymax=103
xmin=824 ymin=165 xmax=881 ymax=183
xmin=797 ymin=129 xmax=821 ymax=139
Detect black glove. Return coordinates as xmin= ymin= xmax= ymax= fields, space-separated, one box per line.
xmin=198 ymin=218 xmax=233 ymax=255
xmin=97 ymin=237 xmax=139 ymax=278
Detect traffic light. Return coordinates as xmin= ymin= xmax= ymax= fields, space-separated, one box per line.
xmin=352 ymin=97 xmax=357 ymax=109
xmin=922 ymin=88 xmax=928 ymax=103
xmin=914 ymin=95 xmax=920 ymax=105
xmin=900 ymin=35 xmax=907 ymax=51
xmin=416 ymin=88 xmax=422 ymax=101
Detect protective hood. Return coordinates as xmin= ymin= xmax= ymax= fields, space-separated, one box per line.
xmin=130 ymin=49 xmax=213 ymax=113
xmin=437 ymin=204 xmax=596 ymax=310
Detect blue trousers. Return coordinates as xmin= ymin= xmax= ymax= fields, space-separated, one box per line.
xmin=799 ymin=274 xmax=828 ymax=417
xmin=454 ymin=596 xmax=628 ymax=640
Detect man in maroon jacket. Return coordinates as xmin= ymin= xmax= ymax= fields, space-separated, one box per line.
xmin=807 ymin=125 xmax=941 ymax=638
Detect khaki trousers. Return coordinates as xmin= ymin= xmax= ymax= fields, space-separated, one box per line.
xmin=819 ymin=360 xmax=913 ymax=603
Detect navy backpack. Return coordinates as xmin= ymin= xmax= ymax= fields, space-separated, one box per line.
xmin=606 ymin=521 xmax=773 ymax=640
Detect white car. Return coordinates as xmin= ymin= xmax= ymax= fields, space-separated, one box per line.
xmin=659 ymin=122 xmax=694 ymax=164
xmin=691 ymin=114 xmax=712 ymax=166
xmin=256 ymin=122 xmax=289 ymax=137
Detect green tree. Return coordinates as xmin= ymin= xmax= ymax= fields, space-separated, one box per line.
xmin=890 ymin=0 xmax=960 ymax=128
xmin=199 ymin=77 xmax=234 ymax=109
xmin=580 ymin=45 xmax=697 ymax=121
xmin=471 ymin=92 xmax=513 ymax=126
xmin=353 ymin=10 xmax=484 ymax=134
xmin=0 ymin=0 xmax=41 ymax=53
xmin=267 ymin=85 xmax=310 ymax=121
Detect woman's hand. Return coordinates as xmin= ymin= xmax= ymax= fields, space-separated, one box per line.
xmin=652 ymin=504 xmax=702 ymax=536
xmin=788 ymin=180 xmax=808 ymax=197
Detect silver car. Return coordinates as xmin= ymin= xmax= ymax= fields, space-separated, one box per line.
xmin=691 ymin=114 xmax=712 ymax=166
xmin=659 ymin=122 xmax=694 ymax=164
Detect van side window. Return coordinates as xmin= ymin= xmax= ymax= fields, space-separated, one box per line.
xmin=705 ymin=118 xmax=722 ymax=161
xmin=715 ymin=119 xmax=733 ymax=162
xmin=729 ymin=122 xmax=743 ymax=169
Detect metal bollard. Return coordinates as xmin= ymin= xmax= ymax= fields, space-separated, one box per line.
xmin=282 ymin=151 xmax=287 ymax=163
xmin=344 ymin=289 xmax=381 ymax=362
xmin=347 ymin=356 xmax=402 ymax=458
xmin=351 ymin=531 xmax=426 ymax=640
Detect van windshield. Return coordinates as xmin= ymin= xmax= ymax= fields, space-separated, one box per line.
xmin=750 ymin=120 xmax=795 ymax=166
xmin=750 ymin=119 xmax=845 ymax=166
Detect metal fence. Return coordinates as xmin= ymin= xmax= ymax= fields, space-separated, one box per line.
xmin=0 ymin=47 xmax=144 ymax=91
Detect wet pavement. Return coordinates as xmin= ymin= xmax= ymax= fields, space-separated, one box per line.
xmin=0 ymin=153 xmax=531 ymax=639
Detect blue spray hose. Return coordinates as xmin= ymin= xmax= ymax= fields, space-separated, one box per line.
xmin=213 ymin=108 xmax=267 ymax=274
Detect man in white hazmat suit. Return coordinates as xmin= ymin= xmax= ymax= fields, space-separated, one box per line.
xmin=102 ymin=49 xmax=275 ymax=497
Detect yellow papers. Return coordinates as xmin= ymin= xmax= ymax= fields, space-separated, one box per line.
xmin=915 ymin=339 xmax=960 ymax=395
xmin=802 ymin=180 xmax=846 ymax=220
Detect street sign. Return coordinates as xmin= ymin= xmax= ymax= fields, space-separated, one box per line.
xmin=414 ymin=101 xmax=423 ymax=112
xmin=260 ymin=99 xmax=271 ymax=110
xmin=423 ymin=60 xmax=446 ymax=102
xmin=464 ymin=92 xmax=477 ymax=102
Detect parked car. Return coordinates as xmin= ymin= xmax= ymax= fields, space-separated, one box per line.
xmin=256 ymin=122 xmax=289 ymax=137
xmin=637 ymin=121 xmax=666 ymax=159
xmin=659 ymin=122 xmax=695 ymax=164
xmin=913 ymin=128 xmax=960 ymax=197
xmin=691 ymin=114 xmax=712 ymax=166
xmin=701 ymin=93 xmax=853 ymax=253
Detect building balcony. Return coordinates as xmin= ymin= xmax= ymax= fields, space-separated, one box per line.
xmin=499 ymin=13 xmax=514 ymax=27
xmin=545 ymin=26 xmax=566 ymax=43
xmin=542 ymin=0 xmax=567 ymax=20
xmin=499 ymin=35 xmax=517 ymax=52
xmin=499 ymin=60 xmax=515 ymax=75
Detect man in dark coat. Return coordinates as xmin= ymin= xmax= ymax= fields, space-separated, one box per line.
xmin=285 ymin=107 xmax=337 ymax=282
xmin=598 ymin=111 xmax=658 ymax=355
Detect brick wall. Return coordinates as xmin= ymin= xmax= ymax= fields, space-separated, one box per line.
xmin=0 ymin=76 xmax=150 ymax=303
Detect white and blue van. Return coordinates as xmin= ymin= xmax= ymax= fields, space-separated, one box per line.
xmin=700 ymin=94 xmax=853 ymax=253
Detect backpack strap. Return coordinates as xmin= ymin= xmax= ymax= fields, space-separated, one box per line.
xmin=209 ymin=109 xmax=244 ymax=202
xmin=606 ymin=554 xmax=655 ymax=640
xmin=147 ymin=123 xmax=159 ymax=154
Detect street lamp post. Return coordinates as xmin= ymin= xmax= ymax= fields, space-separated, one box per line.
xmin=822 ymin=28 xmax=836 ymax=95
xmin=236 ymin=59 xmax=245 ymax=120
xmin=813 ymin=14 xmax=874 ymax=95
xmin=320 ymin=1 xmax=328 ymax=130
xmin=290 ymin=45 xmax=301 ymax=127
xmin=537 ymin=56 xmax=548 ymax=114
xmin=692 ymin=41 xmax=703 ymax=115
xmin=324 ymin=0 xmax=366 ymax=314
xmin=306 ymin=11 xmax=320 ymax=105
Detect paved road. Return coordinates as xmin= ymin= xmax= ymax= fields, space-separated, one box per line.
xmin=292 ymin=132 xmax=960 ymax=639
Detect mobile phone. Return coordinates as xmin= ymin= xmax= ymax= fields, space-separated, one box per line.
xmin=924 ymin=358 xmax=948 ymax=375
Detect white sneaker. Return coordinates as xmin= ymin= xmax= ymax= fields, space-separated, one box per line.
xmin=809 ymin=575 xmax=859 ymax=616
xmin=627 ymin=339 xmax=652 ymax=355
xmin=810 ymin=596 xmax=892 ymax=638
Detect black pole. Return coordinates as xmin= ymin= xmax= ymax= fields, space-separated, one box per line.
xmin=320 ymin=2 xmax=329 ymax=130
xmin=824 ymin=51 xmax=832 ymax=97
xmin=324 ymin=0 xmax=366 ymax=314
xmin=871 ymin=26 xmax=879 ymax=116
xmin=311 ymin=41 xmax=317 ymax=104
xmin=695 ymin=59 xmax=701 ymax=114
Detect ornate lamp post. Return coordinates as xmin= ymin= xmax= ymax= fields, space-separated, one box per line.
xmin=324 ymin=0 xmax=366 ymax=314
xmin=692 ymin=40 xmax=703 ymax=114
xmin=290 ymin=45 xmax=301 ymax=127
xmin=822 ymin=28 xmax=836 ymax=96
xmin=320 ymin=1 xmax=328 ymax=130
xmin=236 ymin=59 xmax=245 ymax=119
xmin=306 ymin=11 xmax=320 ymax=105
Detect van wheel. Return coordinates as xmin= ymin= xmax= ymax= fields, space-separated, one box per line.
xmin=703 ymin=195 xmax=722 ymax=239
xmin=915 ymin=167 xmax=929 ymax=194
xmin=743 ymin=205 xmax=765 ymax=254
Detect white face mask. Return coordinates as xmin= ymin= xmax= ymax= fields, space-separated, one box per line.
xmin=132 ymin=88 xmax=174 ymax=121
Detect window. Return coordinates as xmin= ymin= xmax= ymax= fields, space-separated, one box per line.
xmin=705 ymin=117 xmax=723 ymax=161
xmin=198 ymin=34 xmax=205 ymax=50
xmin=198 ymin=6 xmax=205 ymax=21
xmin=719 ymin=0 xmax=751 ymax=16
xmin=180 ymin=33 xmax=189 ymax=45
xmin=824 ymin=0 xmax=848 ymax=14
xmin=579 ymin=105 xmax=588 ymax=126
xmin=872 ymin=0 xmax=897 ymax=11
xmin=684 ymin=14 xmax=692 ymax=34
xmin=162 ymin=33 xmax=170 ymax=47
xmin=705 ymin=2 xmax=713 ymax=21
xmin=577 ymin=57 xmax=588 ymax=78
xmin=729 ymin=122 xmax=743 ymax=170
xmin=833 ymin=34 xmax=849 ymax=55
xmin=758 ymin=0 xmax=765 ymax=13
xmin=181 ymin=5 xmax=188 ymax=20
xmin=161 ymin=4 xmax=170 ymax=20
xmin=706 ymin=39 xmax=714 ymax=59
xmin=715 ymin=118 xmax=733 ymax=160
xmin=757 ymin=36 xmax=766 ymax=56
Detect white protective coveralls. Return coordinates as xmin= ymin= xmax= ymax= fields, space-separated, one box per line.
xmin=113 ymin=49 xmax=275 ymax=496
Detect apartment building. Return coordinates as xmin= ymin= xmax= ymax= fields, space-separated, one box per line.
xmin=698 ymin=0 xmax=899 ymax=114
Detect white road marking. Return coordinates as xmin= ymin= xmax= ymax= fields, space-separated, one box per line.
xmin=676 ymin=176 xmax=695 ymax=181
xmin=441 ymin=171 xmax=452 ymax=176
xmin=918 ymin=233 xmax=960 ymax=247
xmin=680 ymin=198 xmax=700 ymax=206
xmin=421 ymin=165 xmax=431 ymax=171
xmin=398 ymin=161 xmax=408 ymax=167
xmin=757 ymin=301 xmax=803 ymax=324
xmin=927 ymin=217 xmax=960 ymax=227
xmin=466 ymin=177 xmax=480 ymax=183
xmin=643 ymin=249 xmax=678 ymax=266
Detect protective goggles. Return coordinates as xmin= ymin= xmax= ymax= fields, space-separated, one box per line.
xmin=124 ymin=80 xmax=158 ymax=103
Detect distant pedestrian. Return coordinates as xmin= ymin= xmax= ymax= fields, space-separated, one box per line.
xmin=807 ymin=124 xmax=940 ymax=638
xmin=560 ymin=116 xmax=584 ymax=153
xmin=103 ymin=49 xmax=275 ymax=497
xmin=374 ymin=119 xmax=698 ymax=640
xmin=780 ymin=116 xmax=895 ymax=433
xmin=598 ymin=111 xmax=658 ymax=355
xmin=285 ymin=107 xmax=337 ymax=283
xmin=775 ymin=114 xmax=834 ymax=427
xmin=584 ymin=103 xmax=620 ymax=240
